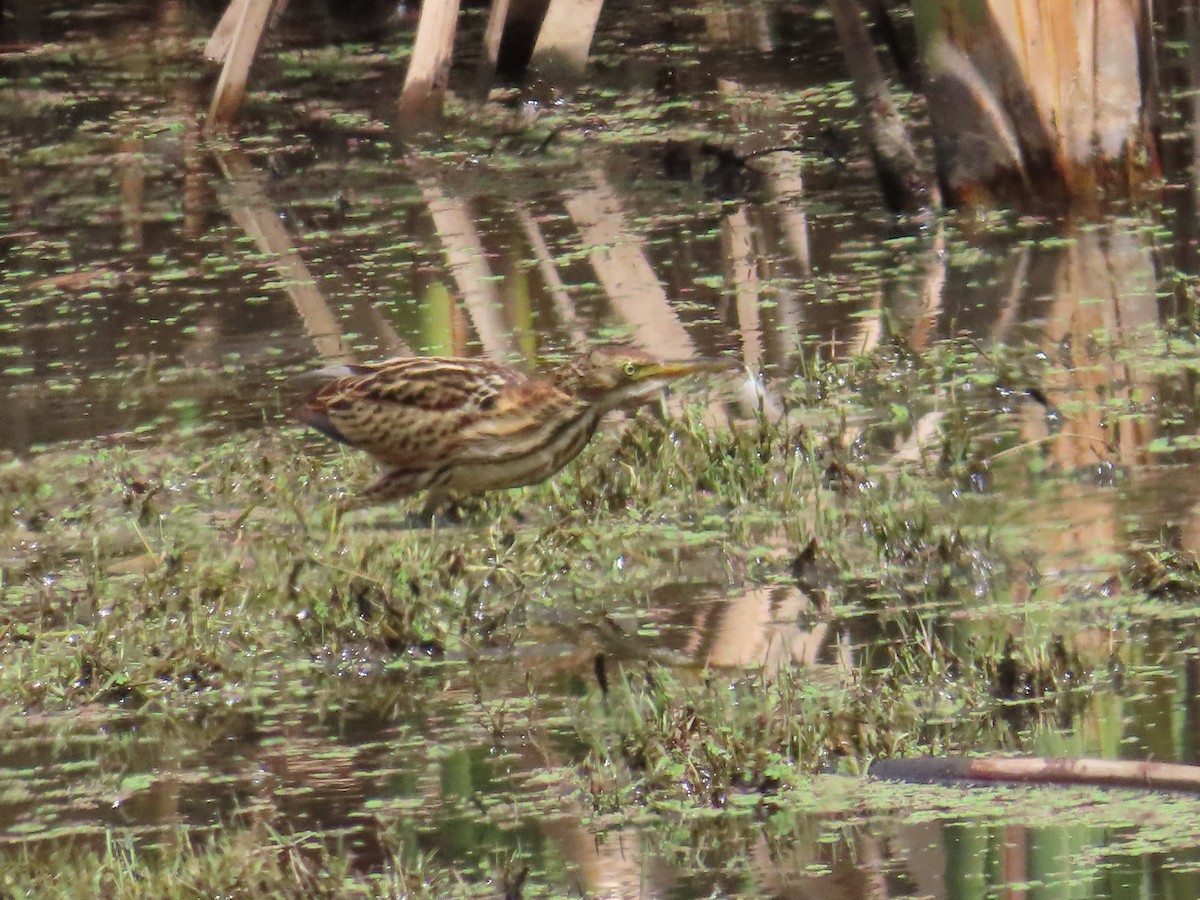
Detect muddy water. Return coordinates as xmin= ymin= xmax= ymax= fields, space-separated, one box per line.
xmin=5 ymin=0 xmax=1200 ymax=897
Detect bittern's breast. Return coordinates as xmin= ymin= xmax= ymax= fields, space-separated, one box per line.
xmin=441 ymin=402 xmax=603 ymax=493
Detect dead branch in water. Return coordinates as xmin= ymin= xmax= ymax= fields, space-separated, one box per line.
xmin=871 ymin=755 xmax=1200 ymax=794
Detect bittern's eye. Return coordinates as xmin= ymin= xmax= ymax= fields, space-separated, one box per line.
xmin=623 ymin=361 xmax=637 ymax=377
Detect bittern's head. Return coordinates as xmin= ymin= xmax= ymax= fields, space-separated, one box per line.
xmin=558 ymin=345 xmax=735 ymax=409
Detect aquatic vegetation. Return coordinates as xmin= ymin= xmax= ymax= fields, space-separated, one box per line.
xmin=5 ymin=2 xmax=1200 ymax=895
xmin=5 ymin=335 xmax=1200 ymax=894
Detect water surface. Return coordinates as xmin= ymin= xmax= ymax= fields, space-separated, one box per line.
xmin=4 ymin=1 xmax=1200 ymax=897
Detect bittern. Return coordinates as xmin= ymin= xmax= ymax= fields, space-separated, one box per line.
xmin=298 ymin=345 xmax=733 ymax=514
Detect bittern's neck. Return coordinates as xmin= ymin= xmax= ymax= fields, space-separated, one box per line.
xmin=590 ymin=380 xmax=669 ymax=412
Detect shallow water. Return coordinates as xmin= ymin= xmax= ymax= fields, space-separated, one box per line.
xmin=5 ymin=1 xmax=1200 ymax=897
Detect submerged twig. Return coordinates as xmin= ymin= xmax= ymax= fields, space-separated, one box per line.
xmin=871 ymin=755 xmax=1200 ymax=794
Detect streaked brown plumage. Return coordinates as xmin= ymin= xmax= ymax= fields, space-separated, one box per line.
xmin=298 ymin=345 xmax=733 ymax=514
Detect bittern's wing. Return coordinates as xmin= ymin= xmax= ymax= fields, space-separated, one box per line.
xmin=298 ymin=357 xmax=558 ymax=469
xmin=449 ymin=381 xmax=584 ymax=463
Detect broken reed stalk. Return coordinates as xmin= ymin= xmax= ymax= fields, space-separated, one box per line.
xmin=528 ymin=0 xmax=606 ymax=81
xmin=826 ymin=0 xmax=935 ymax=215
xmin=912 ymin=0 xmax=1156 ymax=206
xmin=397 ymin=0 xmax=462 ymax=126
xmin=206 ymin=0 xmax=289 ymax=63
xmin=204 ymin=0 xmax=248 ymax=63
xmin=206 ymin=0 xmax=276 ymax=131
xmin=474 ymin=0 xmax=512 ymax=96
